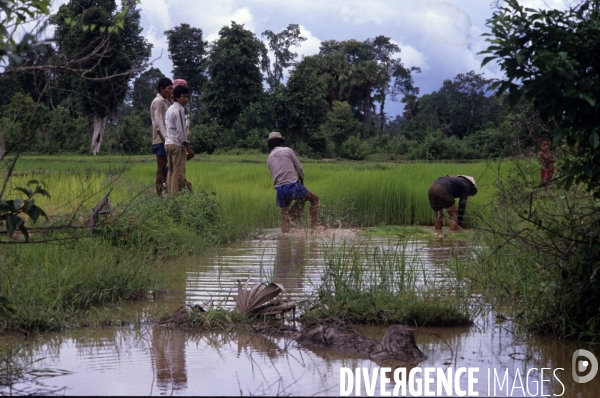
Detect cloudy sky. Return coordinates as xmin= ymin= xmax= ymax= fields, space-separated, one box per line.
xmin=52 ymin=0 xmax=567 ymax=116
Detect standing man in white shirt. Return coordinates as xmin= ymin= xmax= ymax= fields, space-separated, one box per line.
xmin=165 ymin=85 xmax=194 ymax=195
xmin=266 ymin=132 xmax=319 ymax=233
xmin=150 ymin=77 xmax=173 ymax=197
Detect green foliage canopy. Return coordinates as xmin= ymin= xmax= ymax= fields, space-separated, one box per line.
xmin=130 ymin=67 xmax=165 ymax=112
xmin=482 ymin=0 xmax=600 ymax=195
xmin=53 ymin=0 xmax=151 ymax=119
xmin=203 ymin=22 xmax=266 ymax=128
xmin=165 ymin=23 xmax=208 ymax=97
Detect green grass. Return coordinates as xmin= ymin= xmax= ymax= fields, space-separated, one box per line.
xmin=357 ymin=225 xmax=432 ymax=237
xmin=0 ymin=238 xmax=171 ymax=332
xmin=0 ymin=188 xmax=223 ymax=332
xmin=8 ymin=155 xmax=504 ymax=230
xmin=302 ymin=239 xmax=474 ymax=326
xmin=2 ymin=154 xmax=504 ymax=332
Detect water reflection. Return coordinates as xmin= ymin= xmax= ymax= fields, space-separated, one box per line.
xmin=4 ymin=234 xmax=600 ymax=396
xmin=151 ymin=327 xmax=187 ymax=393
xmin=5 ymin=322 xmax=600 ymax=397
xmin=427 ymin=235 xmax=469 ymax=266
xmin=273 ymin=237 xmax=319 ymax=292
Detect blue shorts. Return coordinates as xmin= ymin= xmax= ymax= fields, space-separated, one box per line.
xmin=275 ymin=181 xmax=308 ymax=208
xmin=152 ymin=143 xmax=166 ymax=156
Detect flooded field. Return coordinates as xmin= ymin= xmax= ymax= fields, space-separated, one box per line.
xmin=2 ymin=229 xmax=599 ymax=396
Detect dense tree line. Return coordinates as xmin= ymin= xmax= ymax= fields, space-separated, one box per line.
xmin=0 ymin=0 xmax=547 ymax=159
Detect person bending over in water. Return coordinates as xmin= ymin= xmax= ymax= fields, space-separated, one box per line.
xmin=427 ymin=175 xmax=477 ymax=232
xmin=266 ymin=132 xmax=319 ymax=233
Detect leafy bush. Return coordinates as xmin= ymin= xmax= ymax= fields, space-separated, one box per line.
xmin=408 ymin=130 xmax=478 ymax=160
xmin=101 ymin=190 xmax=221 ymax=257
xmin=472 ymin=161 xmax=600 ymax=340
xmin=0 ymin=93 xmax=46 ymax=153
xmin=320 ymin=101 xmax=362 ymax=146
xmin=340 ymin=136 xmax=370 ymax=160
xmin=38 ymin=106 xmax=89 ymax=154
xmin=190 ymin=123 xmax=236 ymax=154
xmin=241 ymin=127 xmax=268 ymax=152
xmin=115 ymin=111 xmax=151 ymax=155
xmin=371 ymin=134 xmax=414 ymax=156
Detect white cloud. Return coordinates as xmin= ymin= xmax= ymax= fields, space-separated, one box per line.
xmin=140 ymin=0 xmax=172 ymax=31
xmin=520 ymin=0 xmax=568 ymax=9
xmin=395 ymin=43 xmax=428 ymax=71
xmin=296 ymin=25 xmax=321 ymax=57
xmin=50 ymin=0 xmax=579 ymax=113
xmin=204 ymin=7 xmax=256 ymax=42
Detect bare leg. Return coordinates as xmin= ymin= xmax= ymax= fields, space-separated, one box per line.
xmin=156 ymin=155 xmax=167 ymax=197
xmin=434 ymin=210 xmax=443 ymax=231
xmin=446 ymin=205 xmax=459 ymax=232
xmin=304 ymin=191 xmax=319 ymax=228
xmin=289 ymin=200 xmax=306 ymax=221
xmin=280 ymin=207 xmax=290 ymax=233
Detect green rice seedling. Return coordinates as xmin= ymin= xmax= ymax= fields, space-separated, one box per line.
xmin=309 ymin=237 xmax=472 ymax=326
xmin=8 ymin=155 xmax=504 ymax=231
xmin=358 ymin=226 xmax=432 ymax=238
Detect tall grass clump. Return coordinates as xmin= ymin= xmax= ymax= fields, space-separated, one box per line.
xmin=0 ymin=238 xmax=170 ymax=331
xmin=0 ymin=188 xmax=228 ymax=332
xmin=468 ymin=159 xmax=600 ymax=341
xmin=100 ymin=190 xmax=223 ymax=256
xmin=307 ymin=239 xmax=473 ymax=326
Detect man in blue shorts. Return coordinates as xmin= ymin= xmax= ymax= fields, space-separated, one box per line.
xmin=266 ymin=132 xmax=319 ymax=233
xmin=151 ymin=77 xmax=173 ymax=197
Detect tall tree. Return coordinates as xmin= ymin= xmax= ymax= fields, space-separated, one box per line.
xmin=440 ymin=71 xmax=497 ymax=137
xmin=203 ymin=21 xmax=265 ymax=129
xmin=53 ymin=0 xmax=151 ymax=154
xmin=284 ymin=56 xmax=328 ymax=143
xmin=130 ymin=67 xmax=165 ymax=112
xmin=402 ymin=71 xmax=498 ymax=139
xmin=261 ymin=24 xmax=306 ymax=91
xmin=350 ymin=60 xmax=388 ymax=139
xmin=368 ymin=35 xmax=420 ymax=132
xmin=165 ymin=23 xmax=208 ymax=98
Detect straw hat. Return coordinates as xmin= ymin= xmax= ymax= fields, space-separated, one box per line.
xmin=458 ymin=175 xmax=477 ymax=189
xmin=267 ymin=132 xmax=285 ymax=141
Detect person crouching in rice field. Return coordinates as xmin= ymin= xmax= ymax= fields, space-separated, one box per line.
xmin=266 ymin=132 xmax=319 ymax=233
xmin=165 ymin=85 xmax=194 ymax=196
xmin=427 ymin=175 xmax=477 ymax=232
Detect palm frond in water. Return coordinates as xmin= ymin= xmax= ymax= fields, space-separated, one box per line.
xmin=233 ymin=278 xmax=295 ymax=315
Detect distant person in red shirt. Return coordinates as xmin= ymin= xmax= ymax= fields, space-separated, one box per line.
xmin=538 ymin=137 xmax=555 ymax=187
xmin=428 ymin=175 xmax=477 ymax=232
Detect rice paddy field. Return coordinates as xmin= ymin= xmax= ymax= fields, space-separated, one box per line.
xmin=9 ymin=154 xmax=507 ymax=231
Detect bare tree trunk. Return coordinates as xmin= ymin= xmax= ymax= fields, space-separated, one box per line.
xmin=378 ymin=88 xmax=386 ymax=133
xmin=0 ymin=130 xmax=5 ymax=159
xmin=363 ymin=97 xmax=372 ymax=140
xmin=91 ymin=114 xmax=108 ymax=155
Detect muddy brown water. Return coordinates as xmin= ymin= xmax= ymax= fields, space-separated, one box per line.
xmin=2 ymin=228 xmax=599 ymax=396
